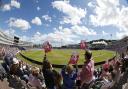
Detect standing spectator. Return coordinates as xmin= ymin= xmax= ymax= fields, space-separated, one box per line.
xmin=61 ymin=64 xmax=78 ymax=89
xmin=42 ymin=59 xmax=59 ymax=89
xmin=80 ymin=50 xmax=94 ymax=89
xmin=53 ymin=69 xmax=62 ymax=89
xmin=122 ymin=47 xmax=128 ymax=69
xmin=113 ymin=61 xmax=121 ymax=84
xmin=100 ymin=61 xmax=110 ymax=80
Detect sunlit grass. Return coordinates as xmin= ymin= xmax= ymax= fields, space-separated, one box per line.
xmin=17 ymin=49 xmax=116 ymax=65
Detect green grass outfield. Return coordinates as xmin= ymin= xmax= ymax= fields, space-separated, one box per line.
xmin=17 ymin=49 xmax=116 ymax=65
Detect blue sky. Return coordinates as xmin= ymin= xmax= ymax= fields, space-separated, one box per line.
xmin=0 ymin=0 xmax=128 ymax=45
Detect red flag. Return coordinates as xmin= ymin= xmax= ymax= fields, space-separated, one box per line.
xmin=68 ymin=52 xmax=79 ymax=64
xmin=43 ymin=41 xmax=52 ymax=53
xmin=80 ymin=40 xmax=87 ymax=49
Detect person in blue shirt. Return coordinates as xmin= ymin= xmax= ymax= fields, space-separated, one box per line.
xmin=61 ymin=64 xmax=78 ymax=89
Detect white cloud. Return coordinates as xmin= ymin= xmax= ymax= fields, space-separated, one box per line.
xmin=0 ymin=28 xmax=15 ymax=37
xmin=88 ymin=2 xmax=95 ymax=8
xmin=52 ymin=1 xmax=86 ymax=25
xmin=15 ymin=25 xmax=96 ymax=46
xmin=8 ymin=18 xmax=31 ymax=30
xmin=31 ymin=17 xmax=42 ymax=25
xmin=102 ymin=31 xmax=109 ymax=36
xmin=2 ymin=4 xmax=11 ymax=11
xmin=116 ymin=32 xmax=128 ymax=39
xmin=21 ymin=35 xmax=30 ymax=41
xmin=118 ymin=7 xmax=128 ymax=31
xmin=11 ymin=0 xmax=20 ymax=8
xmin=37 ymin=6 xmax=41 ymax=11
xmin=30 ymin=25 xmax=96 ymax=45
xmin=89 ymin=0 xmax=128 ymax=39
xmin=89 ymin=0 xmax=120 ymax=26
xmin=71 ymin=25 xmax=97 ymax=36
xmin=31 ymin=32 xmax=47 ymax=44
xmin=31 ymin=31 xmax=77 ymax=45
xmin=4 ymin=29 xmax=15 ymax=36
xmin=2 ymin=0 xmax=20 ymax=11
xmin=116 ymin=30 xmax=128 ymax=39
xmin=42 ymin=15 xmax=52 ymax=22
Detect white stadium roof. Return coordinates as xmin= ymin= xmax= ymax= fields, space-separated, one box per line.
xmin=92 ymin=41 xmax=108 ymax=45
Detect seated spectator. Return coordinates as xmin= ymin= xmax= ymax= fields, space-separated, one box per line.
xmin=28 ymin=67 xmax=46 ymax=89
xmin=10 ymin=58 xmax=19 ymax=76
xmin=4 ymin=53 xmax=13 ymax=67
xmin=93 ymin=69 xmax=98 ymax=80
xmin=97 ymin=67 xmax=103 ymax=79
xmin=80 ymin=50 xmax=94 ymax=89
xmin=22 ymin=62 xmax=31 ymax=76
xmin=2 ymin=53 xmax=13 ymax=73
xmin=0 ymin=47 xmax=5 ymax=60
xmin=37 ymin=69 xmax=46 ymax=88
xmin=122 ymin=79 xmax=128 ymax=89
xmin=17 ymin=61 xmax=25 ymax=77
xmin=61 ymin=64 xmax=78 ymax=89
xmin=10 ymin=59 xmax=26 ymax=80
xmin=101 ymin=71 xmax=116 ymax=89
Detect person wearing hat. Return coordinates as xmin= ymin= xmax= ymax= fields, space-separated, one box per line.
xmin=61 ymin=64 xmax=78 ymax=89
xmin=10 ymin=58 xmax=19 ymax=76
xmin=80 ymin=50 xmax=94 ymax=89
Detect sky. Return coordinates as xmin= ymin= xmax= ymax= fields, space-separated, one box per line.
xmin=0 ymin=0 xmax=128 ymax=46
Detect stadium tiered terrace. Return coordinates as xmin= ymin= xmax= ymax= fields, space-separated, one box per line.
xmin=0 ymin=30 xmax=33 ymax=47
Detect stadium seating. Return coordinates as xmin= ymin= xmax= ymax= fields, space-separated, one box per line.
xmin=0 ymin=30 xmax=33 ymax=47
xmin=0 ymin=30 xmax=128 ymax=89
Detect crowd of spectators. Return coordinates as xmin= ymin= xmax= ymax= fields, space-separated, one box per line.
xmin=0 ymin=46 xmax=128 ymax=89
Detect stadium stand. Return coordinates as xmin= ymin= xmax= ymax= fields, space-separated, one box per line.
xmin=107 ymin=36 xmax=128 ymax=53
xmin=0 ymin=30 xmax=33 ymax=47
xmin=0 ymin=30 xmax=128 ymax=89
xmin=0 ymin=46 xmax=127 ymax=89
